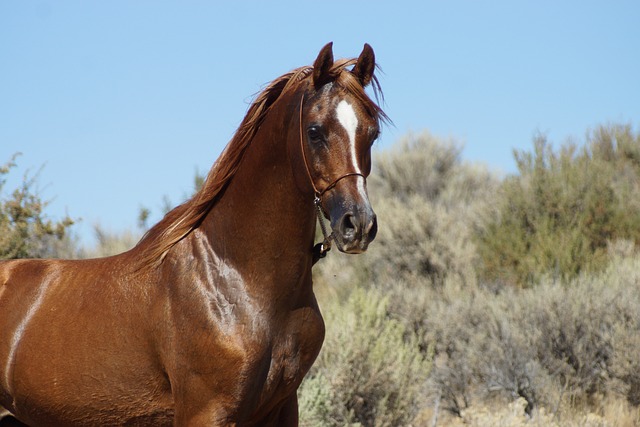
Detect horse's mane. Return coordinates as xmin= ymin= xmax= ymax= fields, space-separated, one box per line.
xmin=136 ymin=58 xmax=387 ymax=267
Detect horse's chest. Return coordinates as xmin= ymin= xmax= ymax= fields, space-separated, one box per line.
xmin=260 ymin=306 xmax=325 ymax=400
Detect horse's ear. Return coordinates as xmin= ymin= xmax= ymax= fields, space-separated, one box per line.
xmin=313 ymin=42 xmax=334 ymax=88
xmin=352 ymin=43 xmax=375 ymax=87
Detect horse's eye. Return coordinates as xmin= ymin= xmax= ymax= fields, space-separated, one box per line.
xmin=371 ymin=128 xmax=381 ymax=142
xmin=307 ymin=126 xmax=324 ymax=143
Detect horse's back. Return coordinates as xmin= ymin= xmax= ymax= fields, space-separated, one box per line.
xmin=0 ymin=257 xmax=174 ymax=425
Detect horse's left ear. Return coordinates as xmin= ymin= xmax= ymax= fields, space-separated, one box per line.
xmin=352 ymin=43 xmax=376 ymax=87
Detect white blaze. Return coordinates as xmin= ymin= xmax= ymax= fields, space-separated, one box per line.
xmin=336 ymin=100 xmax=367 ymax=198
xmin=336 ymin=100 xmax=360 ymax=173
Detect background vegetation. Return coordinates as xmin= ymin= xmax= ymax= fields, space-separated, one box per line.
xmin=0 ymin=155 xmax=74 ymax=260
xmin=2 ymin=123 xmax=640 ymax=426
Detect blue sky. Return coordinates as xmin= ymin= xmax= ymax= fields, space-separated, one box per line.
xmin=1 ymin=1 xmax=639 ymax=246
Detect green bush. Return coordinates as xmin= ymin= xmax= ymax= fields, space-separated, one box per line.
xmin=477 ymin=124 xmax=640 ymax=287
xmin=0 ymin=155 xmax=74 ymax=259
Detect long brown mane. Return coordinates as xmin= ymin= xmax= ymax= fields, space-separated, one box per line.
xmin=135 ymin=58 xmax=388 ymax=267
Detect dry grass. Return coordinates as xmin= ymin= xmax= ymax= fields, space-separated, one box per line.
xmin=414 ymin=396 xmax=639 ymax=427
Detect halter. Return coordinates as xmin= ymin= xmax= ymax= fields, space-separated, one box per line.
xmin=298 ymin=94 xmax=366 ymax=263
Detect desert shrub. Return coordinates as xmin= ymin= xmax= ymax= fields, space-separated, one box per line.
xmin=418 ymin=244 xmax=640 ymax=421
xmin=298 ymin=286 xmax=431 ymax=427
xmin=0 ymin=155 xmax=74 ymax=259
xmin=373 ymin=132 xmax=462 ymax=202
xmin=368 ymin=132 xmax=497 ymax=287
xmin=477 ymin=124 xmax=640 ymax=287
xmin=525 ymin=278 xmax=615 ymax=403
xmin=523 ymin=250 xmax=640 ymax=416
xmin=611 ymin=328 xmax=640 ymax=407
xmin=603 ymin=243 xmax=640 ymax=408
xmin=422 ymin=282 xmax=546 ymax=416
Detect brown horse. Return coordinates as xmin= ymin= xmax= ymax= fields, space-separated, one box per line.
xmin=0 ymin=42 xmax=387 ymax=426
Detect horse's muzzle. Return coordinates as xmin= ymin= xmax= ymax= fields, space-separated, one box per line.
xmin=331 ymin=205 xmax=377 ymax=253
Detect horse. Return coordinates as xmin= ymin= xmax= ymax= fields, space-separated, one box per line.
xmin=0 ymin=42 xmax=387 ymax=426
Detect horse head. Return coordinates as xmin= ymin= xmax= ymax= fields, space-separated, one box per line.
xmin=295 ymin=42 xmax=385 ymax=254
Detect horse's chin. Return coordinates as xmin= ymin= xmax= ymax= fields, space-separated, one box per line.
xmin=334 ymin=237 xmax=372 ymax=254
xmin=342 ymin=247 xmax=368 ymax=255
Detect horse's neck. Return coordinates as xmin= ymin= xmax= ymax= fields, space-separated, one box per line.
xmin=197 ymin=111 xmax=316 ymax=292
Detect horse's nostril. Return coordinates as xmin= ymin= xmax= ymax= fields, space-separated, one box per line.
xmin=368 ymin=215 xmax=378 ymax=241
xmin=342 ymin=214 xmax=356 ymax=236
